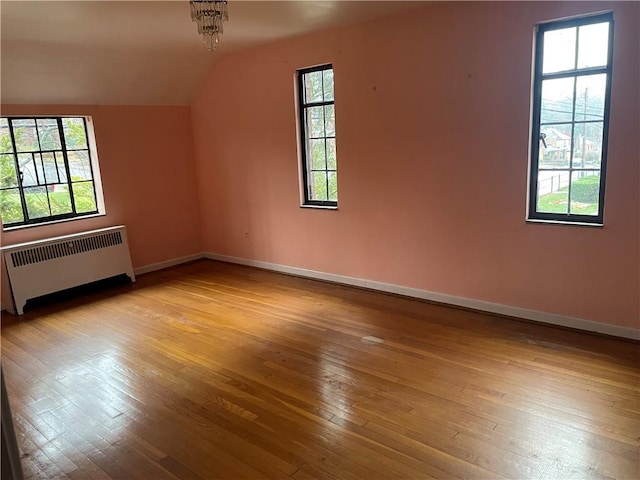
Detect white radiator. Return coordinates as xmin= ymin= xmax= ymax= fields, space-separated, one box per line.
xmin=2 ymin=225 xmax=135 ymax=315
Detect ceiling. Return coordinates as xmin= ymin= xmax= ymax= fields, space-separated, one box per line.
xmin=1 ymin=1 xmax=427 ymax=106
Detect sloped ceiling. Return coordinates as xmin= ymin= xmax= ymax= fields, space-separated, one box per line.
xmin=1 ymin=1 xmax=427 ymax=106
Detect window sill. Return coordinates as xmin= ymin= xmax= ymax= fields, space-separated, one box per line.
xmin=526 ymin=218 xmax=603 ymax=228
xmin=300 ymin=204 xmax=338 ymax=211
xmin=3 ymin=212 xmax=107 ymax=233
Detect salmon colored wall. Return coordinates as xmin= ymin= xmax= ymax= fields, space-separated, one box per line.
xmin=191 ymin=2 xmax=639 ymax=329
xmin=0 ymin=105 xmax=202 ymax=269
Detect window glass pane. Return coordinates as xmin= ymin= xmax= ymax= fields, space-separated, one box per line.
xmin=324 ymin=105 xmax=335 ymax=137
xmin=577 ymin=22 xmax=609 ymax=69
xmin=36 ymin=119 xmax=61 ymax=151
xmin=304 ymin=71 xmax=324 ymax=103
xmin=540 ymin=77 xmax=575 ymax=124
xmin=0 ymin=119 xmax=13 ymax=153
xmin=63 ymin=118 xmax=88 ymax=149
xmin=55 ymin=152 xmax=68 ymax=183
xmin=542 ymin=27 xmax=576 ymax=73
xmin=68 ymin=150 xmax=93 ymax=181
xmin=323 ymin=69 xmax=334 ymax=101
xmin=572 ymin=122 xmax=603 ymax=168
xmin=18 ymin=153 xmax=38 ymax=186
xmin=24 ymin=186 xmax=51 ymax=219
xmin=42 ymin=152 xmax=59 ymax=184
xmin=539 ymin=124 xmax=572 ymax=169
xmin=307 ymin=107 xmax=325 ymax=138
xmin=328 ymin=171 xmax=337 ymax=202
xmin=574 ymin=74 xmax=606 ymax=122
xmin=50 ymin=184 xmax=73 ymax=216
xmin=309 ymin=139 xmax=326 ymax=170
xmin=0 ymin=188 xmax=24 ymax=224
xmin=310 ymin=172 xmax=328 ymax=201
xmin=72 ymin=181 xmax=97 ymax=213
xmin=570 ymin=171 xmax=600 ymax=215
xmin=34 ymin=153 xmax=46 ymax=186
xmin=13 ymin=119 xmax=39 ymax=152
xmin=537 ymin=171 xmax=570 ymax=214
xmin=0 ymin=154 xmax=19 ymax=188
xmin=326 ymin=138 xmax=336 ymax=170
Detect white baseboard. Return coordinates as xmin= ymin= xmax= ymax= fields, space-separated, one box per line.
xmin=134 ymin=253 xmax=205 ymax=276
xmin=4 ymin=250 xmax=638 ymax=340
xmin=0 ymin=253 xmax=205 ymax=313
xmin=204 ymin=252 xmax=640 ymax=341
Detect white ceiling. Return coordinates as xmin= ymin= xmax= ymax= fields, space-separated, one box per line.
xmin=1 ymin=1 xmax=427 ymax=106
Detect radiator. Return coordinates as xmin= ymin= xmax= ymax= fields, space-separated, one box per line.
xmin=2 ymin=225 xmax=135 ymax=315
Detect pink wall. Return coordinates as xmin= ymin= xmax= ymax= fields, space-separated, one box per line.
xmin=0 ymin=105 xmax=202 ymax=269
xmin=191 ymin=2 xmax=639 ymax=329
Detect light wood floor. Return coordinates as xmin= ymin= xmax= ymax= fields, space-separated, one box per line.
xmin=1 ymin=260 xmax=638 ymax=480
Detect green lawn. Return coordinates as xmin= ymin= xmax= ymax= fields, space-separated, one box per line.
xmin=538 ymin=188 xmax=598 ymax=215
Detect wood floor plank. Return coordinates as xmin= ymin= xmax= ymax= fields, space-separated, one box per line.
xmin=1 ymin=259 xmax=638 ymax=479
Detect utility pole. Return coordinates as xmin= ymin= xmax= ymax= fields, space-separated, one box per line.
xmin=581 ymin=87 xmax=588 ymax=168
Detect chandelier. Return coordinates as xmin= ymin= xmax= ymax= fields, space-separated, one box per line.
xmin=190 ymin=0 xmax=229 ymax=51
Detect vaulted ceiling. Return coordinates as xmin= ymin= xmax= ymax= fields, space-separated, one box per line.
xmin=1 ymin=1 xmax=427 ymax=106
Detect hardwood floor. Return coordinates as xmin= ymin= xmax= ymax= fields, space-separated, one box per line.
xmin=1 ymin=259 xmax=638 ymax=480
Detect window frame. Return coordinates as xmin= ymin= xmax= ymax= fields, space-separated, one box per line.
xmin=528 ymin=11 xmax=614 ymax=226
xmin=0 ymin=116 xmax=104 ymax=229
xmin=297 ymin=64 xmax=338 ymax=208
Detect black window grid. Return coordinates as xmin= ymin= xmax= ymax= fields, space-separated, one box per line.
xmin=528 ymin=12 xmax=614 ymax=225
xmin=0 ymin=117 xmax=99 ymax=228
xmin=297 ymin=64 xmax=337 ymax=207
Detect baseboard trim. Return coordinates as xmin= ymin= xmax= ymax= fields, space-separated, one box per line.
xmin=134 ymin=253 xmax=205 ymax=276
xmin=204 ymin=252 xmax=639 ymax=341
xmin=0 ymin=253 xmax=205 ymax=313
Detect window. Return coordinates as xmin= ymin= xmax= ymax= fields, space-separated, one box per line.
xmin=528 ymin=12 xmax=613 ymax=225
xmin=297 ymin=65 xmax=338 ymax=206
xmin=0 ymin=116 xmax=103 ymax=228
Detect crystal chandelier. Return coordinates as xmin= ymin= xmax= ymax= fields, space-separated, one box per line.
xmin=190 ymin=0 xmax=229 ymax=51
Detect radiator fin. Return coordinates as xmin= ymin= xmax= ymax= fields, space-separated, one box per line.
xmin=10 ymin=231 xmax=123 ymax=268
